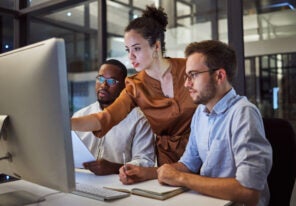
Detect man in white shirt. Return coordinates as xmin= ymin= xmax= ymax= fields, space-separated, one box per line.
xmin=73 ymin=59 xmax=155 ymax=175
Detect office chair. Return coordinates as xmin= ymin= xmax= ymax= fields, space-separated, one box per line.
xmin=291 ymin=180 xmax=296 ymax=206
xmin=263 ymin=118 xmax=296 ymax=206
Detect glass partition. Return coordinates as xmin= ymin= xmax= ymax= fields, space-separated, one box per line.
xmin=106 ymin=0 xmax=228 ymax=69
xmin=243 ymin=0 xmax=296 ymax=130
xmin=0 ymin=0 xmax=14 ymax=9
xmin=0 ymin=15 xmax=14 ymax=53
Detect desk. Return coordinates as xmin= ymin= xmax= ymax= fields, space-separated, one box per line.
xmin=0 ymin=169 xmax=231 ymax=206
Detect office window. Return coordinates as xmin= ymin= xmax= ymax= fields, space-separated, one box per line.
xmin=26 ymin=2 xmax=98 ymax=72
xmin=27 ymin=0 xmax=52 ymax=7
xmin=243 ymin=0 xmax=296 ymax=42
xmin=44 ymin=5 xmax=85 ymax=27
xmin=21 ymin=1 xmax=98 ymax=114
xmin=0 ymin=15 xmax=14 ymax=53
xmin=0 ymin=0 xmax=229 ymax=114
xmin=243 ymin=0 xmax=296 ymax=131
xmin=133 ymin=0 xmax=156 ymax=9
xmin=0 ymin=0 xmax=14 ymax=9
xmin=245 ymin=54 xmax=296 ymax=128
xmin=106 ymin=0 xmax=228 ymax=68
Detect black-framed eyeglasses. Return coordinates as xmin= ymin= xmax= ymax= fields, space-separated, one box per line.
xmin=96 ymin=75 xmax=119 ymax=87
xmin=184 ymin=69 xmax=219 ymax=82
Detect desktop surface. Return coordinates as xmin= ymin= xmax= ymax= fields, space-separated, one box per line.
xmin=0 ymin=169 xmax=231 ymax=206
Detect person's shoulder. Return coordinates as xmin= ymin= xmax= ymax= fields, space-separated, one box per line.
xmin=167 ymin=57 xmax=186 ymax=65
xmin=72 ymin=102 xmax=100 ymax=117
xmin=167 ymin=57 xmax=186 ymax=74
xmin=126 ymin=71 xmax=144 ymax=81
xmin=119 ymin=107 xmax=148 ymax=126
xmin=114 ymin=107 xmax=147 ymax=129
xmin=126 ymin=107 xmax=145 ymax=119
xmin=233 ymin=95 xmax=257 ymax=108
xmin=165 ymin=57 xmax=187 ymax=76
xmin=125 ymin=71 xmax=146 ymax=89
xmin=229 ymin=96 xmax=261 ymax=118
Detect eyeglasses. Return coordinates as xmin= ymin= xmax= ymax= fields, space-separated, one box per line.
xmin=96 ymin=75 xmax=119 ymax=87
xmin=184 ymin=69 xmax=219 ymax=82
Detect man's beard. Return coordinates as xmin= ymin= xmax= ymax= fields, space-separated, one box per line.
xmin=98 ymin=98 xmax=113 ymax=106
xmin=194 ymin=77 xmax=216 ymax=105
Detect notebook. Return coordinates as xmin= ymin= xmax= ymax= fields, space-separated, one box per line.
xmin=103 ymin=179 xmax=188 ymax=200
xmin=71 ymin=131 xmax=96 ymax=168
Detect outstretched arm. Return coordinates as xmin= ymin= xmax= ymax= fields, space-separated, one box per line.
xmin=71 ymin=113 xmax=102 ymax=132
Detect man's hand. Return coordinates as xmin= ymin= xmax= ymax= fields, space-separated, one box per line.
xmin=83 ymin=159 xmax=122 ymax=175
xmin=157 ymin=164 xmax=182 ymax=186
xmin=119 ymin=164 xmax=157 ymax=184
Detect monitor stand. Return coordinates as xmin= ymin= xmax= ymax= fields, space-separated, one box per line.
xmin=0 ymin=191 xmax=45 ymax=205
xmin=0 ymin=115 xmax=8 ymax=139
xmin=0 ymin=115 xmax=10 ymax=162
xmin=0 ymin=115 xmax=45 ymax=205
xmin=0 ymin=115 xmax=11 ymax=161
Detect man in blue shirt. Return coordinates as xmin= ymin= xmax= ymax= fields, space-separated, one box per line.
xmin=157 ymin=40 xmax=272 ymax=206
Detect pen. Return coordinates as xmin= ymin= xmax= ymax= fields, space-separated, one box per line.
xmin=97 ymin=144 xmax=104 ymax=160
xmin=122 ymin=152 xmax=128 ymax=181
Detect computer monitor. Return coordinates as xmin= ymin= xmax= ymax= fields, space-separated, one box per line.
xmin=0 ymin=38 xmax=75 ymax=204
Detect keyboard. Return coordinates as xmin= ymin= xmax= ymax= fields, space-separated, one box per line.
xmin=73 ymin=183 xmax=130 ymax=201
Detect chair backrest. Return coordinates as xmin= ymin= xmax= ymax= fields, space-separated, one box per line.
xmin=263 ymin=118 xmax=296 ymax=206
xmin=290 ymin=180 xmax=296 ymax=206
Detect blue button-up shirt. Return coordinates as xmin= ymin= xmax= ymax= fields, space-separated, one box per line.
xmin=180 ymin=88 xmax=272 ymax=206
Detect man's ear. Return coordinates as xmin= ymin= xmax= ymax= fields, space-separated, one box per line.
xmin=216 ymin=68 xmax=227 ymax=82
xmin=218 ymin=71 xmax=223 ymax=80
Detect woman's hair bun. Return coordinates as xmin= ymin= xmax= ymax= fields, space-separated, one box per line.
xmin=142 ymin=5 xmax=168 ymax=30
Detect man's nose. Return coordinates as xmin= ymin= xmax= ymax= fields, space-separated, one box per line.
xmin=184 ymin=78 xmax=192 ymax=88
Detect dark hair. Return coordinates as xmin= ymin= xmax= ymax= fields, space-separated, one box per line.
xmin=185 ymin=40 xmax=237 ymax=84
xmin=102 ymin=59 xmax=127 ymax=78
xmin=125 ymin=5 xmax=168 ymax=56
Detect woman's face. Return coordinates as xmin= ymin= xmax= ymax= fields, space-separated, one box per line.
xmin=124 ymin=30 xmax=155 ymax=72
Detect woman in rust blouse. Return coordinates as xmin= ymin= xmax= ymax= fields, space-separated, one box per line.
xmin=72 ymin=5 xmax=196 ymax=183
